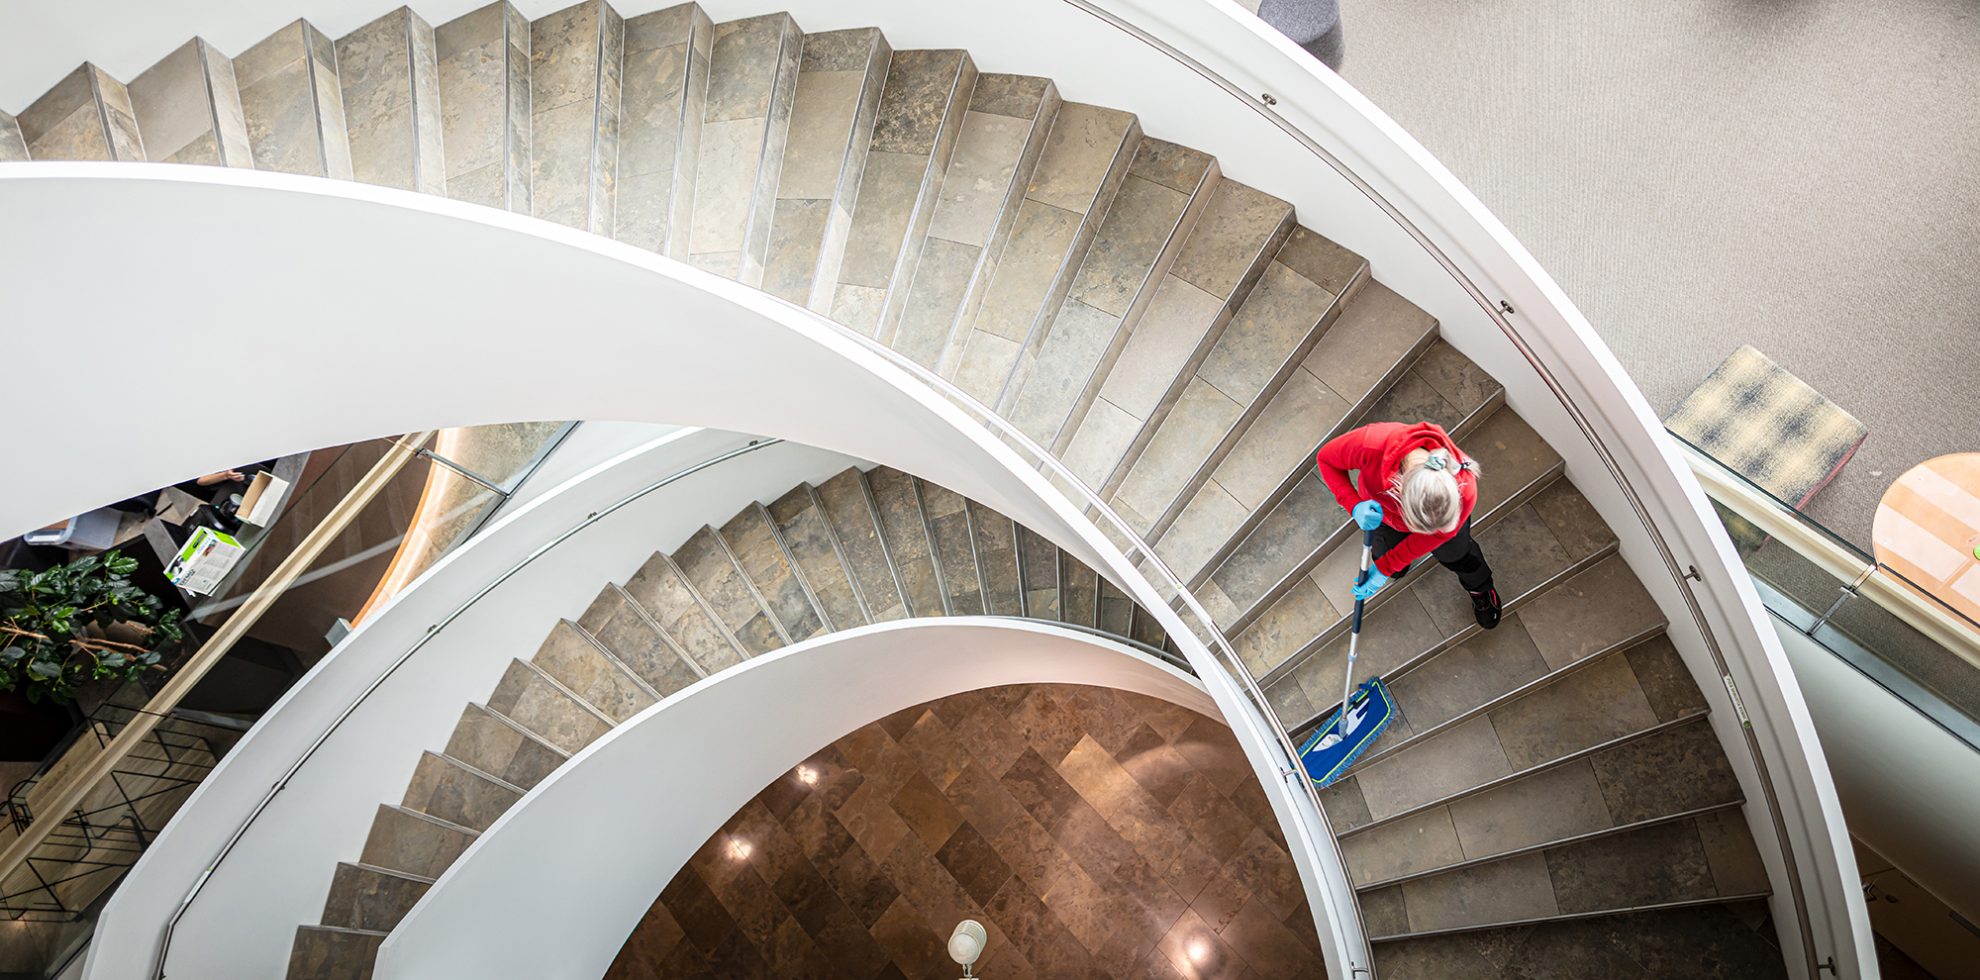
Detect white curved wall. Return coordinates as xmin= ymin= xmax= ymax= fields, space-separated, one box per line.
xmin=373 ymin=619 xmax=1212 ymax=980
xmin=87 ymin=427 xmax=864 ymax=980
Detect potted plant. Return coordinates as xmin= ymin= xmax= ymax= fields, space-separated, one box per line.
xmin=0 ymin=551 xmax=185 ymax=704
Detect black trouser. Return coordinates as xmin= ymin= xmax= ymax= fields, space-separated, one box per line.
xmin=1369 ymin=518 xmax=1493 ymax=592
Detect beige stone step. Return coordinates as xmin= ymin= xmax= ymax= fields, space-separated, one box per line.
xmin=1015 ymin=525 xmax=1062 ymax=620
xmin=286 ymin=924 xmax=384 ymax=980
xmin=826 ymin=48 xmax=976 ymax=336
xmin=1358 ymin=811 xmax=1769 ymax=940
xmin=888 ymin=74 xmax=1062 ymax=372
xmin=235 ymin=21 xmax=352 ymax=176
xmin=358 ymin=803 xmax=477 ymax=879
xmin=400 ymin=751 xmax=523 ymax=831
xmin=916 ymin=478 xmax=984 ymax=615
xmin=1000 ymin=138 xmax=1217 ymax=435
xmin=1369 ymin=899 xmax=1787 ymax=977
xmin=864 ymin=466 xmax=945 ymax=617
xmin=485 ymin=657 xmax=614 ymax=753
xmin=335 ymin=8 xmax=445 ymax=192
xmin=672 ymin=525 xmax=787 ymax=655
xmin=443 ymin=702 xmax=568 ymax=790
xmin=18 ymin=63 xmax=144 ymax=160
xmin=318 ymin=860 xmax=433 ymax=932
xmin=128 ymin=39 xmax=252 ymax=166
xmin=760 ymin=27 xmax=889 ymax=308
xmin=1108 ymin=225 xmax=1368 ymax=549
xmin=576 ymin=583 xmax=703 ymax=696
xmin=1201 ymin=339 xmax=1505 ymax=628
xmin=719 ymin=502 xmax=825 ymax=642
xmin=434 ymin=1 xmax=532 ymax=210
xmin=1155 ymin=280 xmax=1439 ymax=585
xmin=811 ymin=468 xmax=909 ymax=620
xmin=685 ymin=12 xmax=802 ymax=283
xmin=768 ymin=482 xmax=870 ymax=630
xmin=615 ymin=2 xmax=715 ymax=257
xmin=528 ymin=0 xmax=623 ymax=233
xmin=0 ymin=110 xmax=27 ymax=160
xmin=967 ymin=500 xmax=1024 ymax=615
xmin=620 ymin=551 xmax=747 ymax=674
xmin=528 ymin=619 xmax=658 ymax=721
xmin=1061 ymin=553 xmax=1100 ymax=628
xmin=1057 ymin=180 xmax=1295 ymax=495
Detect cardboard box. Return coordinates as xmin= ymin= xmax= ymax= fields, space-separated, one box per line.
xmin=165 ymin=527 xmax=245 ymax=595
xmin=237 ymin=471 xmax=291 ymax=527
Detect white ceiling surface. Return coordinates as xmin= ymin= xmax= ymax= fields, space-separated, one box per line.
xmin=0 ymin=0 xmax=973 ymax=113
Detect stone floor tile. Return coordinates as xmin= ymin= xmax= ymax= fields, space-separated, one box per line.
xmin=1401 ymin=851 xmax=1559 ymax=933
xmin=1518 ymin=556 xmax=1666 ymax=670
xmin=1588 ymin=722 xmax=1742 ymax=823
xmin=1487 ymin=653 xmax=1660 ymax=769
xmin=1622 ymin=636 xmax=1707 ymax=723
xmin=1353 ymin=715 xmax=1514 ymax=820
xmin=1543 ymin=818 xmax=1715 ymax=913
xmin=1529 ymin=478 xmax=1616 ymax=562
xmin=1694 ymin=808 xmax=1770 ymax=895
xmin=1341 ymin=805 xmax=1465 ymax=885
xmin=1170 ymin=181 xmax=1292 ymax=301
xmin=1389 ymin=618 xmax=1551 ymax=732
xmin=1446 ymin=759 xmax=1615 ymax=859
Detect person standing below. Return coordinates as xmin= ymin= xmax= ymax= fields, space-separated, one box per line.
xmin=1315 ymin=421 xmax=1501 ymax=629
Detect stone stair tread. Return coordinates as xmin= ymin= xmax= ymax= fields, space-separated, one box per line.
xmin=674 ymin=524 xmax=788 ymax=655
xmin=621 ymin=551 xmax=745 ymax=675
xmin=1058 ymin=179 xmax=1294 ymax=495
xmin=401 ymin=750 xmax=525 ymax=831
xmin=129 ymin=38 xmax=252 ymax=166
xmin=812 ymin=468 xmax=909 ymax=620
xmin=527 ymin=0 xmax=624 ymax=234
xmin=434 ymin=0 xmax=533 ymax=211
xmin=768 ymin=483 xmax=869 ymax=630
xmin=485 ymin=657 xmax=615 ymax=754
xmin=1004 ymin=137 xmax=1217 ymax=443
xmin=917 ymin=479 xmax=985 ymax=615
xmin=686 ymin=12 xmax=800 ymax=283
xmin=828 ymin=48 xmax=976 ymax=336
xmin=287 ymin=923 xmax=386 ymax=980
xmin=444 ymin=702 xmax=569 ymax=791
xmin=1369 ymin=899 xmax=1787 ymax=977
xmin=615 ymin=2 xmax=716 ymax=257
xmin=1015 ymin=525 xmax=1063 ymax=619
xmin=865 ymin=466 xmax=945 ymax=616
xmin=529 ymin=619 xmax=659 ymax=721
xmin=891 ymin=72 xmax=1060 ymax=373
xmin=948 ymin=101 xmax=1141 ymax=404
xmin=1360 ymin=813 xmax=1771 ymax=938
xmin=966 ymin=500 xmax=1025 ymax=615
xmin=359 ymin=803 xmax=478 ymax=880
xmin=235 ymin=21 xmax=352 ymax=177
xmin=319 ymin=859 xmax=434 ymax=932
xmin=720 ymin=503 xmax=826 ymax=641
xmin=760 ymin=27 xmax=889 ymax=309
xmin=20 ymin=63 xmax=145 ymax=162
xmin=336 ymin=7 xmax=445 ymax=193
xmin=577 ymin=584 xmax=702 ymax=696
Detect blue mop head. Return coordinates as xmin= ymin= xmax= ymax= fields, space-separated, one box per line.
xmin=1296 ymin=677 xmax=1397 ymax=789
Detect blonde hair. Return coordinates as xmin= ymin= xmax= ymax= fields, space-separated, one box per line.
xmin=1391 ymin=449 xmax=1480 ymax=534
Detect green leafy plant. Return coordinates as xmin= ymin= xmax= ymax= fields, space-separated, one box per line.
xmin=0 ymin=551 xmax=184 ymax=704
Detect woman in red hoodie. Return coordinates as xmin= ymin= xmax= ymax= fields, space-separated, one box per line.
xmin=1314 ymin=421 xmax=1500 ymax=629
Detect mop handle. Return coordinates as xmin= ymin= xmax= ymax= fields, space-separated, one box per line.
xmin=1340 ymin=526 xmax=1377 ymax=714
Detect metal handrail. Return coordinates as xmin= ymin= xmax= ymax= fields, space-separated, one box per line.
xmin=1047 ymin=0 xmax=1826 ymax=970
xmin=151 ymin=436 xmax=786 ymax=977
xmin=806 ymin=322 xmax=1374 ymax=976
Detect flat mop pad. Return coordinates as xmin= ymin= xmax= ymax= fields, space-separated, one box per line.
xmin=1298 ymin=677 xmax=1396 ymax=788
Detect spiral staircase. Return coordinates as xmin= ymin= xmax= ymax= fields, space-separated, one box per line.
xmin=2 ymin=2 xmax=1793 ymax=977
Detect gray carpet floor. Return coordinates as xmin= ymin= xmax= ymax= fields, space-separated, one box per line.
xmin=1334 ymin=0 xmax=1980 ymax=549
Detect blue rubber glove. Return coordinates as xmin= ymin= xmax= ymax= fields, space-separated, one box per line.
xmin=1351 ymin=500 xmax=1384 ymax=532
xmin=1351 ymin=567 xmax=1391 ymax=602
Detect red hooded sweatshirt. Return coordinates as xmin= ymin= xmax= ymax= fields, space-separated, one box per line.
xmin=1315 ymin=422 xmax=1478 ymax=576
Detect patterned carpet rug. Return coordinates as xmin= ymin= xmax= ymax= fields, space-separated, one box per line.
xmin=1666 ymin=345 xmax=1867 ymax=551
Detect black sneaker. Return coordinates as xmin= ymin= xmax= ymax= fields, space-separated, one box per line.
xmin=1469 ymin=585 xmax=1502 ymax=630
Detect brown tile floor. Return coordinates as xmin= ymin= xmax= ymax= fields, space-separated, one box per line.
xmin=606 ymin=684 xmax=1325 ymax=978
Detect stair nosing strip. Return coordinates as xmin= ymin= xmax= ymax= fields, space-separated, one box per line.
xmin=296 ymin=924 xmax=390 ymax=938
xmin=706 ymin=522 xmax=795 ymax=646
xmin=857 ymin=468 xmax=917 ymax=617
xmin=464 ymin=701 xmax=572 ymax=761
xmin=1337 ymin=710 xmax=1714 ymax=840
xmin=1280 ymin=541 xmax=1627 ymax=735
xmin=565 ymin=617 xmax=665 ymax=705
xmin=603 ymin=581 xmax=706 ymax=682
xmin=1353 ymin=799 xmax=1746 ymax=892
xmin=1255 ymin=458 xmax=1573 ymax=689
xmin=377 ymin=801 xmax=479 ymax=838
xmin=909 ymin=477 xmax=956 ymax=616
xmin=1140 ymin=260 xmax=1370 ymax=544
xmin=1367 ymin=891 xmax=1774 ymax=943
xmin=1182 ymin=324 xmax=1441 ymax=591
xmin=1329 ymin=621 xmax=1667 ymax=771
xmin=758 ymin=500 xmax=835 ymax=633
xmin=507 ymin=656 xmax=616 ymax=729
xmin=337 ymin=859 xmax=439 ymax=886
xmin=1215 ymin=389 xmax=1514 ymax=637
xmin=805 ymin=482 xmax=877 ymax=624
